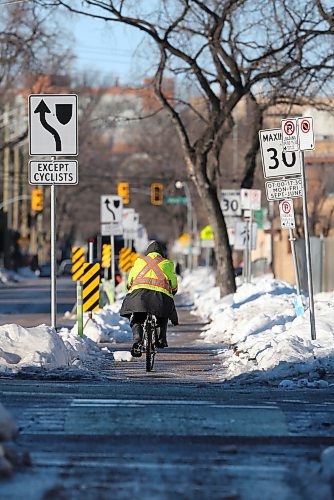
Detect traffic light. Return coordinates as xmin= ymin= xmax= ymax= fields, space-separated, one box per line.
xmin=151 ymin=183 xmax=163 ymax=205
xmin=118 ymin=182 xmax=129 ymax=205
xmin=31 ymin=188 xmax=43 ymax=212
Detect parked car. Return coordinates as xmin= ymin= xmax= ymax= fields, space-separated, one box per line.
xmin=58 ymin=259 xmax=72 ymax=276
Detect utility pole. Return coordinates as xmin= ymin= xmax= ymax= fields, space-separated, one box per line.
xmin=12 ymin=144 xmax=20 ymax=231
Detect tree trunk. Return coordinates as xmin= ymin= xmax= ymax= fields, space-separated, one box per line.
xmin=193 ymin=159 xmax=236 ymax=296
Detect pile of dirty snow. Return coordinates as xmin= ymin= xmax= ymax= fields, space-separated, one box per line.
xmin=183 ymin=268 xmax=334 ymax=385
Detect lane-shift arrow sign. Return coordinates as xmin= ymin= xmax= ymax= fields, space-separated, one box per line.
xmin=34 ymin=99 xmax=62 ymax=152
xmin=104 ymin=199 xmax=115 ymax=220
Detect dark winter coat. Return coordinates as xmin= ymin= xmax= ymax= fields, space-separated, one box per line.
xmin=119 ymin=240 xmax=179 ymax=324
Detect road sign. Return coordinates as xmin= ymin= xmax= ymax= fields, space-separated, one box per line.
xmin=265 ymin=177 xmax=302 ymax=201
xmin=220 ymin=190 xmax=241 ymax=216
xmin=29 ymin=94 xmax=78 ymax=156
xmin=200 ymin=225 xmax=214 ymax=240
xmin=100 ymin=195 xmax=123 ymax=236
xmin=102 ymin=244 xmax=112 ymax=268
xmin=29 ymin=160 xmax=78 ymax=185
xmin=72 ymin=247 xmax=85 ymax=281
xmin=165 ymin=197 xmax=188 ymax=204
xmin=279 ymin=199 xmax=295 ymax=229
xmin=259 ymin=128 xmax=302 ymax=179
xmin=82 ymin=263 xmax=100 ymax=312
xmin=281 ymin=118 xmax=298 ymax=152
xmin=234 ymin=222 xmax=257 ymax=250
xmin=297 ymin=117 xmax=315 ymax=150
xmin=123 ymin=208 xmax=139 ymax=239
xmin=240 ymin=189 xmax=261 ymax=210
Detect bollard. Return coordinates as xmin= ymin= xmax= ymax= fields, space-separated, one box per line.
xmin=77 ymin=281 xmax=83 ymax=337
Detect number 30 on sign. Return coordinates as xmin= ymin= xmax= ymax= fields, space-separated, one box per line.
xmin=259 ymin=128 xmax=302 ymax=179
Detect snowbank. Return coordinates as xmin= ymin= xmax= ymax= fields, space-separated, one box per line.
xmin=0 ymin=300 xmax=133 ymax=375
xmin=182 ymin=268 xmax=334 ymax=383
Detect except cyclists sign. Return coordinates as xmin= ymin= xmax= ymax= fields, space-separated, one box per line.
xmin=259 ymin=128 xmax=302 ymax=179
xmin=29 ymin=160 xmax=78 ymax=185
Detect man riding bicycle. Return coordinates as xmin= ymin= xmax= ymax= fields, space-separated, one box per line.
xmin=120 ymin=241 xmax=178 ymax=358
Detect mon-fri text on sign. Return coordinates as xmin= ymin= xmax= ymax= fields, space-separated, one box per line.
xmin=259 ymin=128 xmax=302 ymax=179
xmin=29 ymin=94 xmax=78 ymax=156
xmin=265 ymin=177 xmax=302 ymax=201
xmin=29 ymin=161 xmax=78 ymax=185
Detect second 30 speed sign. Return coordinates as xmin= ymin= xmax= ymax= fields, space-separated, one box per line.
xmin=259 ymin=128 xmax=302 ymax=179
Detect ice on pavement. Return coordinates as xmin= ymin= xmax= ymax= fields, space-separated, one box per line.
xmin=180 ymin=268 xmax=334 ymax=384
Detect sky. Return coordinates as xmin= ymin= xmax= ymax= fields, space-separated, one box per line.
xmin=71 ymin=12 xmax=149 ymax=86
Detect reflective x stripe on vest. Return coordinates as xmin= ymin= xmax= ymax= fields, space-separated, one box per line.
xmin=132 ymin=256 xmax=171 ymax=292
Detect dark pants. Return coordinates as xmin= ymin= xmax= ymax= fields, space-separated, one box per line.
xmin=130 ymin=312 xmax=168 ymax=344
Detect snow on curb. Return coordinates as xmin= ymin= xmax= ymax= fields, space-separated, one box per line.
xmin=180 ymin=268 xmax=334 ymax=384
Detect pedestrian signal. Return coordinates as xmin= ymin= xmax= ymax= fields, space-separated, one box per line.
xmin=118 ymin=182 xmax=129 ymax=205
xmin=151 ymin=183 xmax=163 ymax=205
xmin=31 ymin=188 xmax=43 ymax=211
xmin=102 ymin=244 xmax=111 ymax=268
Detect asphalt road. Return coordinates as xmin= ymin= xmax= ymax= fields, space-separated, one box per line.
xmin=0 ymin=281 xmax=333 ymax=499
xmin=0 ymin=276 xmax=76 ymax=328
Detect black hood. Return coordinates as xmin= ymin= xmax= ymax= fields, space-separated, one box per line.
xmin=145 ymin=241 xmax=165 ymax=257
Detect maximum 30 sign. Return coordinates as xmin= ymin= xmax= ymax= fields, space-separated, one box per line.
xmin=259 ymin=128 xmax=302 ymax=179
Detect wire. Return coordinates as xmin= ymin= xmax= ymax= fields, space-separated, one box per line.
xmin=0 ymin=0 xmax=29 ymax=5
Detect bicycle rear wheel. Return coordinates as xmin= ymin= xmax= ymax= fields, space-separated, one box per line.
xmin=145 ymin=325 xmax=153 ymax=372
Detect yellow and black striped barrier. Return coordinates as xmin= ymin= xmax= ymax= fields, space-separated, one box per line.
xmin=72 ymin=247 xmax=85 ymax=281
xmin=119 ymin=247 xmax=138 ymax=272
xmin=102 ymin=244 xmax=111 ymax=268
xmin=82 ymin=263 xmax=100 ymax=312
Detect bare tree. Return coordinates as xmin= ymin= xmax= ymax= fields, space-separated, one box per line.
xmin=33 ymin=0 xmax=334 ymax=295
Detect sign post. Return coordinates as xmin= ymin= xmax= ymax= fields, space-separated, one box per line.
xmin=300 ymin=150 xmax=316 ymax=340
xmin=29 ymin=94 xmax=78 ymax=330
xmin=279 ymin=199 xmax=302 ymax=300
xmin=259 ymin=121 xmax=316 ymax=340
xmin=50 ymin=161 xmax=56 ymax=330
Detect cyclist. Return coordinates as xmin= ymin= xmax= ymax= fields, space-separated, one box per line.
xmin=120 ymin=240 xmax=178 ymax=357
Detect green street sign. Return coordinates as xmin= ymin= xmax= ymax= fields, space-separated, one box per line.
xmin=166 ymin=197 xmax=189 ymax=204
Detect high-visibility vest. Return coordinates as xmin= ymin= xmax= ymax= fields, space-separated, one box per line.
xmin=131 ymin=255 xmax=172 ymax=295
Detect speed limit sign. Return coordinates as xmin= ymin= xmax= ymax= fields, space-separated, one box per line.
xmin=259 ymin=128 xmax=302 ymax=179
xmin=220 ymin=190 xmax=241 ymax=216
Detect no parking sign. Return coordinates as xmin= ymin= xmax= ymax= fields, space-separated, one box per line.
xmin=279 ymin=198 xmax=295 ymax=229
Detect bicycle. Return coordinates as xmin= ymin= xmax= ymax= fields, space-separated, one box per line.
xmin=142 ymin=313 xmax=158 ymax=372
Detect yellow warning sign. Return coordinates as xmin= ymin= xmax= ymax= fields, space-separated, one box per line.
xmin=102 ymin=244 xmax=111 ymax=268
xmin=200 ymin=225 xmax=214 ymax=240
xmin=81 ymin=263 xmax=100 ymax=312
xmin=72 ymin=247 xmax=85 ymax=281
xmin=119 ymin=247 xmax=137 ymax=272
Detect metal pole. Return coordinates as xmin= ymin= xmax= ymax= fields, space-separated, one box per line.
xmin=248 ymin=213 xmax=253 ymax=283
xmin=111 ymin=235 xmax=115 ymax=303
xmin=89 ymin=241 xmax=94 ymax=263
xmin=300 ymin=151 xmax=316 ymax=340
xmin=77 ymin=281 xmax=83 ymax=337
xmin=50 ymin=178 xmax=57 ymax=330
xmin=289 ymin=228 xmax=301 ymax=296
xmin=184 ymin=182 xmax=193 ymax=270
xmin=244 ymin=216 xmax=250 ymax=283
